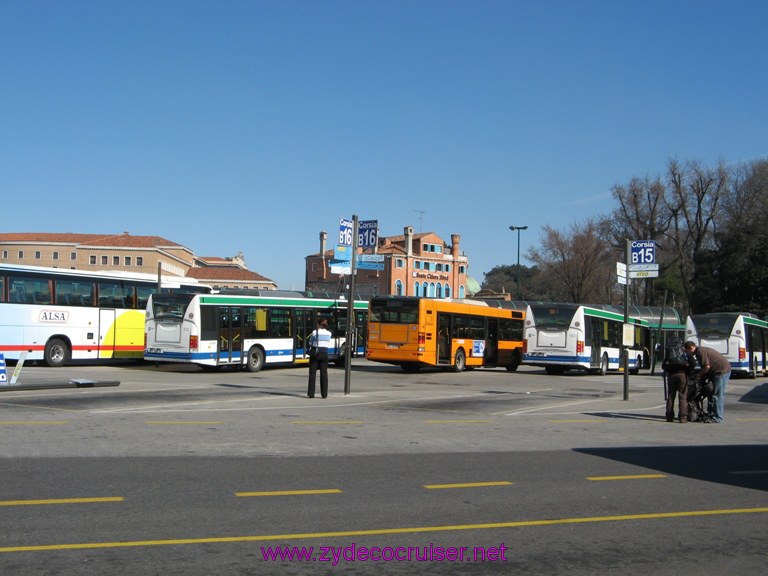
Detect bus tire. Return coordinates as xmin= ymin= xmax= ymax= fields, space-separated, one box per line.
xmin=245 ymin=346 xmax=265 ymax=372
xmin=452 ymin=349 xmax=466 ymax=372
xmin=506 ymin=349 xmax=521 ymax=372
xmin=599 ymin=354 xmax=609 ymax=376
xmin=45 ymin=338 xmax=70 ymax=368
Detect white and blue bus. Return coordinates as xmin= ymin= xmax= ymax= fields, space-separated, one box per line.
xmin=685 ymin=312 xmax=768 ymax=378
xmin=0 ymin=263 xmax=208 ymax=367
xmin=144 ymin=291 xmax=368 ymax=371
xmin=523 ymin=303 xmax=650 ymax=375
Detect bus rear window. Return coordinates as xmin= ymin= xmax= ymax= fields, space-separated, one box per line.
xmin=530 ymin=306 xmax=576 ymax=328
xmin=152 ymin=295 xmax=195 ymax=321
xmin=692 ymin=315 xmax=736 ymax=338
xmin=369 ymin=298 xmax=419 ymax=324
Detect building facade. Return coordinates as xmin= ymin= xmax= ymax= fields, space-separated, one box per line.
xmin=0 ymin=233 xmax=276 ymax=289
xmin=305 ymin=226 xmax=469 ymax=299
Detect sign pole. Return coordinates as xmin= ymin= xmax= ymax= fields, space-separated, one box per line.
xmin=344 ymin=215 xmax=359 ymax=396
xmin=623 ymin=239 xmax=630 ymax=401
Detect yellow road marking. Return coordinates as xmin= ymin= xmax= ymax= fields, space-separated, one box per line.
xmin=550 ymin=419 xmax=605 ymax=423
xmin=235 ymin=489 xmax=342 ymax=497
xmin=424 ymin=420 xmax=492 ymax=424
xmin=1 ymin=507 xmax=765 ymax=553
xmin=423 ymin=481 xmax=512 ymax=490
xmin=587 ymin=474 xmax=667 ymax=481
xmin=145 ymin=421 xmax=223 ymax=425
xmin=0 ymin=497 xmax=123 ymax=507
xmin=0 ymin=421 xmax=68 ymax=425
xmin=290 ymin=420 xmax=363 ymax=425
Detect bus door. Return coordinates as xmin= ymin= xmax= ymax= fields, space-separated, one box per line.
xmin=485 ymin=318 xmax=499 ymax=366
xmin=748 ymin=326 xmax=767 ymax=375
xmin=294 ymin=308 xmax=315 ymax=359
xmin=437 ymin=313 xmax=451 ymax=364
xmin=589 ymin=318 xmax=602 ymax=366
xmin=99 ymin=309 xmax=116 ymax=358
xmin=218 ymin=307 xmax=243 ymax=365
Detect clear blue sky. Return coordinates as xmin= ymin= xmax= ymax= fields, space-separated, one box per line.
xmin=2 ymin=1 xmax=766 ymax=289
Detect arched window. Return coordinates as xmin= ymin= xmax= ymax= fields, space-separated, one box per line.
xmin=429 ymin=282 xmax=436 ymax=297
xmin=445 ymin=286 xmax=451 ymax=298
xmin=436 ymin=283 xmax=443 ymax=298
xmin=459 ymin=285 xmax=465 ymax=298
xmin=395 ymin=280 xmax=403 ymax=296
xmin=422 ymin=283 xmax=428 ymax=297
xmin=414 ymin=281 xmax=420 ymax=296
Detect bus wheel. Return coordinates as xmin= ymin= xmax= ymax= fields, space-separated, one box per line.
xmin=245 ymin=346 xmax=265 ymax=372
xmin=45 ymin=338 xmax=70 ymax=368
xmin=506 ymin=350 xmax=521 ymax=372
xmin=452 ymin=349 xmax=466 ymax=372
xmin=599 ymin=354 xmax=609 ymax=376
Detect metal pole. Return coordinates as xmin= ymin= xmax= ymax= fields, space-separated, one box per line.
xmin=623 ymin=239 xmax=630 ymax=400
xmin=509 ymin=226 xmax=528 ymax=300
xmin=344 ymin=215 xmax=359 ymax=396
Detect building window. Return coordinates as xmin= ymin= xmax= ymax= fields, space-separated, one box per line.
xmin=136 ymin=257 xmax=143 ymax=267
xmin=101 ymin=256 xmax=108 ymax=265
xmin=35 ymin=251 xmax=41 ymax=259
xmin=53 ymin=251 xmax=59 ymax=260
xmin=125 ymin=256 xmax=132 ymax=266
xmin=18 ymin=251 xmax=24 ymax=259
xmin=422 ymin=283 xmax=428 ymax=297
xmin=459 ymin=265 xmax=466 ymax=274
xmin=414 ymin=261 xmax=421 ymax=270
xmin=429 ymin=282 xmax=436 ymax=297
xmin=395 ymin=258 xmax=404 ymax=268
xmin=445 ymin=264 xmax=451 ymax=272
xmin=414 ymin=281 xmax=420 ymax=295
xmin=90 ymin=255 xmax=96 ymax=265
xmin=435 ymin=245 xmax=442 ymax=254
xmin=70 ymin=252 xmax=77 ymax=261
xmin=2 ymin=250 xmax=7 ymax=259
xmin=112 ymin=256 xmax=119 ymax=266
xmin=436 ymin=283 xmax=443 ymax=298
xmin=459 ymin=285 xmax=465 ymax=298
xmin=445 ymin=286 xmax=451 ymax=298
xmin=395 ymin=280 xmax=403 ymax=295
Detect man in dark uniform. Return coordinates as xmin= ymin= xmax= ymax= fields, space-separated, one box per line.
xmin=663 ymin=342 xmax=696 ymax=423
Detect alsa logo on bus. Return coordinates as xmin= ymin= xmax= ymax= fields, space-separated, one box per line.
xmin=39 ymin=310 xmax=69 ymax=323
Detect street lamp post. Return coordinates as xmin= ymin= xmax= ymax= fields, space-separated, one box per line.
xmin=509 ymin=225 xmax=528 ymax=300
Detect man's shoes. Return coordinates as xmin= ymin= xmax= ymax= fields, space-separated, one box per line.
xmin=679 ymin=418 xmax=687 ymax=423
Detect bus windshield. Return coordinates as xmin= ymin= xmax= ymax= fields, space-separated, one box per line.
xmin=369 ymin=298 xmax=419 ymax=324
xmin=691 ymin=314 xmax=737 ymax=338
xmin=151 ymin=294 xmax=196 ymax=321
xmin=530 ymin=305 xmax=576 ymax=328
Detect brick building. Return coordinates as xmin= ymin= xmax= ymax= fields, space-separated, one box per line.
xmin=0 ymin=232 xmax=276 ymax=289
xmin=305 ymin=226 xmax=470 ymax=299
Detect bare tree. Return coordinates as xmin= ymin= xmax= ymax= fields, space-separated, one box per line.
xmin=527 ymin=219 xmax=616 ymax=303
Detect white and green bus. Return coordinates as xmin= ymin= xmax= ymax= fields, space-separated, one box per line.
xmin=144 ymin=291 xmax=368 ymax=371
xmin=685 ymin=312 xmax=768 ymax=378
xmin=523 ymin=303 xmax=650 ymax=375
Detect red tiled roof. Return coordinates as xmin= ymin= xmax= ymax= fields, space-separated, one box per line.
xmin=0 ymin=232 xmax=185 ymax=249
xmin=186 ymin=267 xmax=274 ymax=283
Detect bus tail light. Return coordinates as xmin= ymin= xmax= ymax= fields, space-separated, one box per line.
xmin=190 ymin=335 xmax=199 ymax=351
xmin=577 ymin=340 xmax=584 ymax=354
xmin=418 ymin=332 xmax=426 ymax=344
xmin=739 ymin=347 xmax=746 ymax=360
xmin=522 ymin=340 xmax=527 ymax=354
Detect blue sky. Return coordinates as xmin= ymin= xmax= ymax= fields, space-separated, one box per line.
xmin=2 ymin=0 xmax=766 ymax=289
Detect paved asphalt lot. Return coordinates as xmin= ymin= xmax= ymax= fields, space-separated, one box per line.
xmin=0 ymin=360 xmax=766 ymax=575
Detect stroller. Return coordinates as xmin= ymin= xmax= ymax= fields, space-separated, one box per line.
xmin=686 ymin=373 xmax=714 ymax=423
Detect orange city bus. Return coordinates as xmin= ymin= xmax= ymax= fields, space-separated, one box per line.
xmin=365 ymin=296 xmax=525 ymax=372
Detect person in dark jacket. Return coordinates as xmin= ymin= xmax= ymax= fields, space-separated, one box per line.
xmin=684 ymin=341 xmax=731 ymax=423
xmin=663 ymin=342 xmax=696 ymax=423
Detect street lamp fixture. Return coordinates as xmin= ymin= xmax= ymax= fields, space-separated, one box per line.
xmin=509 ymin=225 xmax=528 ymax=300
